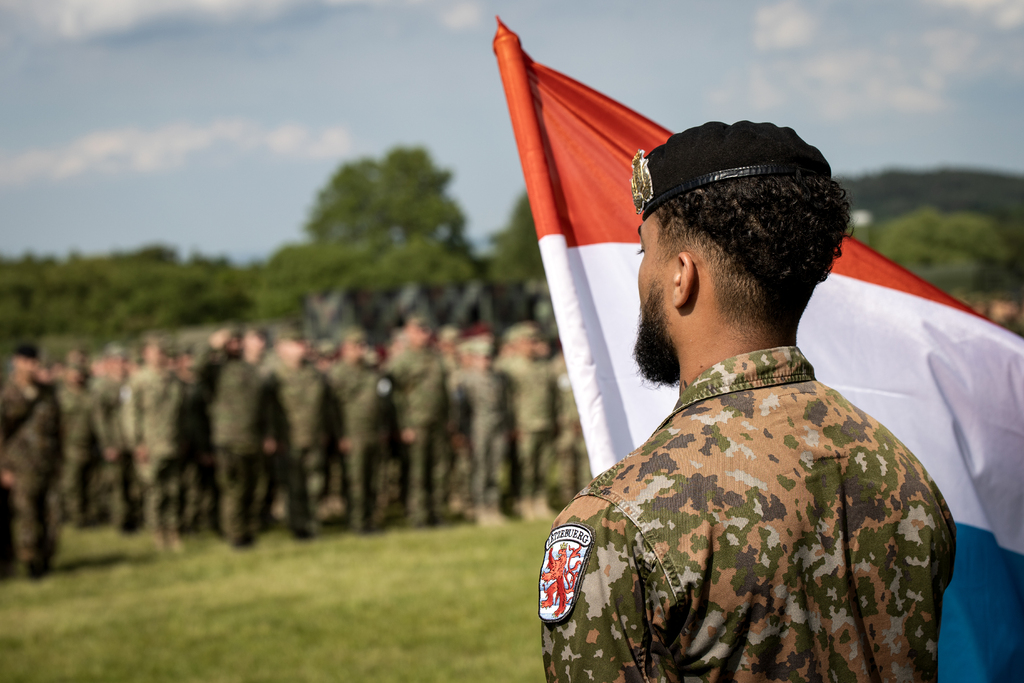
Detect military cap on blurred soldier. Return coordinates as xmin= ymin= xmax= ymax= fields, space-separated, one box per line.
xmin=540 ymin=121 xmax=956 ymax=683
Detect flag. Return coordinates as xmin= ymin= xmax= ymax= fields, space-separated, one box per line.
xmin=494 ymin=19 xmax=1024 ymax=681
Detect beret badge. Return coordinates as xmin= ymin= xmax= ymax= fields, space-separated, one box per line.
xmin=631 ymin=149 xmax=653 ymax=215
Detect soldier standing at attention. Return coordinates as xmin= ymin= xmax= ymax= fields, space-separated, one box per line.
xmin=92 ymin=345 xmax=139 ymax=533
xmin=127 ymin=336 xmax=186 ymax=552
xmin=58 ymin=362 xmax=99 ymax=527
xmin=539 ymin=122 xmax=956 ymax=682
xmin=501 ymin=322 xmax=557 ymax=521
xmin=453 ymin=337 xmax=509 ymax=525
xmin=386 ymin=316 xmax=449 ymax=527
xmin=550 ymin=350 xmax=589 ymax=509
xmin=271 ymin=326 xmax=336 ymax=540
xmin=328 ymin=327 xmax=384 ymax=533
xmin=0 ymin=344 xmax=63 ymax=578
xmin=200 ymin=328 xmax=275 ymax=547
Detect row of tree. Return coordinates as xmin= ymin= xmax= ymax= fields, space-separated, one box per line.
xmin=3 ymin=146 xmax=1022 ymax=350
xmin=0 ymin=147 xmax=544 ymax=348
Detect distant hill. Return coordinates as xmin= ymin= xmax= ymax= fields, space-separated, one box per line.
xmin=837 ymin=169 xmax=1024 ymax=222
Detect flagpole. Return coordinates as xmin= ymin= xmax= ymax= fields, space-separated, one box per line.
xmin=493 ymin=18 xmax=621 ymax=472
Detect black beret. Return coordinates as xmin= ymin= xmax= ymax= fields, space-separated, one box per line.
xmin=13 ymin=343 xmax=38 ymax=359
xmin=632 ymin=121 xmax=831 ymax=220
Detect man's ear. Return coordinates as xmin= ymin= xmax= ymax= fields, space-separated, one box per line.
xmin=670 ymin=251 xmax=697 ymax=310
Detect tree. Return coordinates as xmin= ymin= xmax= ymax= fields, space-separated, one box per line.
xmin=304 ymin=146 xmax=469 ymax=255
xmin=874 ymin=208 xmax=1008 ymax=266
xmin=488 ymin=191 xmax=545 ymax=282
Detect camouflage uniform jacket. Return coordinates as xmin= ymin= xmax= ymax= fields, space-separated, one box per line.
xmin=127 ymin=366 xmax=185 ymax=461
xmin=502 ymin=355 xmax=556 ymax=432
xmin=0 ymin=380 xmax=62 ymax=478
xmin=91 ymin=376 xmax=129 ymax=453
xmin=203 ymin=356 xmax=272 ymax=453
xmin=328 ymin=361 xmax=380 ymax=439
xmin=387 ymin=348 xmax=448 ymax=430
xmin=58 ymin=383 xmax=97 ymax=453
xmin=455 ymin=367 xmax=509 ymax=434
xmin=541 ymin=347 xmax=955 ymax=683
xmin=271 ymin=364 xmax=335 ymax=450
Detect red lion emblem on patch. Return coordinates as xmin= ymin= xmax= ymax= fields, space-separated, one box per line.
xmin=540 ymin=544 xmax=583 ymax=618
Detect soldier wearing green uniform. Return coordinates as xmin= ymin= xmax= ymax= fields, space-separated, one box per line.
xmin=550 ymin=351 xmax=589 ymax=509
xmin=127 ymin=336 xmax=186 ymax=552
xmin=176 ymin=347 xmax=216 ymax=534
xmin=453 ymin=337 xmax=509 ymax=525
xmin=199 ymin=328 xmax=275 ymax=547
xmin=540 ymin=122 xmax=956 ymax=682
xmin=386 ymin=316 xmax=450 ymax=527
xmin=328 ymin=327 xmax=385 ymax=533
xmin=92 ymin=346 xmax=140 ymax=533
xmin=500 ymin=322 xmax=557 ymax=520
xmin=0 ymin=344 xmax=62 ymax=578
xmin=58 ymin=362 xmax=99 ymax=527
xmin=271 ymin=326 xmax=336 ymax=539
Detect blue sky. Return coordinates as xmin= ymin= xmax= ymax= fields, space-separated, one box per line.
xmin=1 ymin=0 xmax=1022 ymax=261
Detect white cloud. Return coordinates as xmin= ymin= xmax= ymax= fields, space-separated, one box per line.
xmin=0 ymin=0 xmax=482 ymax=38
xmin=439 ymin=1 xmax=480 ymax=31
xmin=0 ymin=119 xmax=352 ymax=185
xmin=754 ymin=0 xmax=816 ymax=51
xmin=0 ymin=0 xmax=375 ymax=39
xmin=922 ymin=0 xmax=1024 ymax=29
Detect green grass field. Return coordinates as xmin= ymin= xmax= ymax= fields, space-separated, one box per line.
xmin=0 ymin=521 xmax=551 ymax=682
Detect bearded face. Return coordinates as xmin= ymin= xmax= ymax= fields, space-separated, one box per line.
xmin=633 ymin=282 xmax=680 ymax=387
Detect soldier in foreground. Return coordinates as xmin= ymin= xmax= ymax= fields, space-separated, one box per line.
xmin=0 ymin=345 xmax=63 ymax=578
xmin=540 ymin=122 xmax=956 ymax=681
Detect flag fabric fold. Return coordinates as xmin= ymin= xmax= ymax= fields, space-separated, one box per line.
xmin=494 ymin=19 xmax=1024 ymax=680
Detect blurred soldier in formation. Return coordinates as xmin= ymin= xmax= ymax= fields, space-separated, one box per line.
xmin=176 ymin=346 xmax=216 ymax=534
xmin=550 ymin=350 xmax=590 ymax=508
xmin=498 ymin=322 xmax=557 ymax=520
xmin=437 ymin=325 xmax=469 ymax=514
xmin=200 ymin=327 xmax=275 ymax=547
xmin=58 ymin=362 xmax=100 ymax=527
xmin=271 ymin=326 xmax=337 ymax=539
xmin=92 ymin=345 xmax=140 ymax=533
xmin=127 ymin=336 xmax=186 ymax=552
xmin=328 ymin=327 xmax=385 ymax=533
xmin=386 ymin=316 xmax=449 ymax=527
xmin=314 ymin=339 xmax=345 ymax=522
xmin=0 ymin=344 xmax=63 ymax=578
xmin=453 ymin=337 xmax=509 ymax=525
xmin=242 ymin=327 xmax=279 ymax=528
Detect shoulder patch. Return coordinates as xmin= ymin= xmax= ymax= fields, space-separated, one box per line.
xmin=538 ymin=523 xmax=594 ymax=623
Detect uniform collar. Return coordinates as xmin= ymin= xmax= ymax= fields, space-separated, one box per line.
xmin=658 ymin=346 xmax=814 ymax=430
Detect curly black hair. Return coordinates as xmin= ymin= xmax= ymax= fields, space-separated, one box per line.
xmin=654 ymin=173 xmax=850 ymax=337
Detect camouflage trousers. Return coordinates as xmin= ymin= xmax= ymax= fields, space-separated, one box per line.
xmin=138 ymin=457 xmax=181 ymax=534
xmin=62 ymin=446 xmax=100 ymax=527
xmin=405 ymin=423 xmax=449 ymax=527
xmin=0 ymin=485 xmax=14 ymax=578
xmin=345 ymin=435 xmax=382 ymax=532
xmin=470 ymin=422 xmax=507 ymax=510
xmin=555 ymin=430 xmax=590 ymax=508
xmin=180 ymin=457 xmax=218 ymax=533
xmin=286 ymin=447 xmax=324 ymax=537
xmin=9 ymin=469 xmax=61 ymax=573
xmin=216 ymin=448 xmax=262 ymax=545
xmin=104 ymin=451 xmax=141 ymax=532
xmin=516 ymin=429 xmax=554 ymax=503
